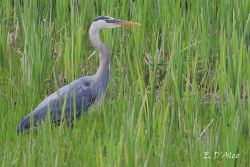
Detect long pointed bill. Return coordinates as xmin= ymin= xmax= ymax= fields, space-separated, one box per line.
xmin=114 ymin=20 xmax=141 ymax=27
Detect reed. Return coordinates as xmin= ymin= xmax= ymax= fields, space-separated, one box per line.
xmin=0 ymin=0 xmax=249 ymax=166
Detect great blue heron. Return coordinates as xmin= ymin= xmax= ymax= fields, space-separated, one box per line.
xmin=17 ymin=16 xmax=140 ymax=132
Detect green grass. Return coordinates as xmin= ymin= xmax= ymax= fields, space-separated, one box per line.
xmin=0 ymin=0 xmax=249 ymax=166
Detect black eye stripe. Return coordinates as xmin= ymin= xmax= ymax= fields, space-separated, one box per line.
xmin=105 ymin=19 xmax=119 ymax=23
xmin=94 ymin=16 xmax=112 ymax=22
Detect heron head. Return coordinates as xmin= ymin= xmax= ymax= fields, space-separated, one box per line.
xmin=92 ymin=16 xmax=141 ymax=29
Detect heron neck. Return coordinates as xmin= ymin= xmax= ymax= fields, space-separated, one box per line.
xmin=89 ymin=27 xmax=110 ymax=82
xmin=95 ymin=44 xmax=110 ymax=78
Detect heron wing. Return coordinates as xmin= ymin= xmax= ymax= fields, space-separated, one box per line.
xmin=17 ymin=76 xmax=94 ymax=132
xmin=33 ymin=83 xmax=92 ymax=125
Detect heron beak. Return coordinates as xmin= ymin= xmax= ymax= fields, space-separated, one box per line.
xmin=110 ymin=20 xmax=141 ymax=27
xmin=114 ymin=20 xmax=141 ymax=27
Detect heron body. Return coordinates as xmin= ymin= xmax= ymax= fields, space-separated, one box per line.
xmin=17 ymin=16 xmax=140 ymax=132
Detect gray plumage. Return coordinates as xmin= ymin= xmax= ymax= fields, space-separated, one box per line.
xmin=17 ymin=16 xmax=140 ymax=133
